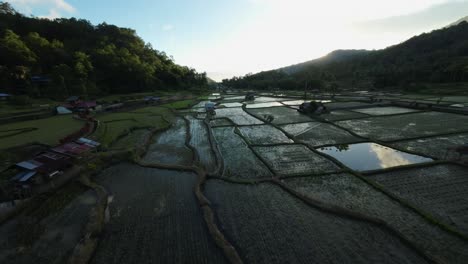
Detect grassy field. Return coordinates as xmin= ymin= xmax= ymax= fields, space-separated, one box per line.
xmin=161 ymin=99 xmax=196 ymax=109
xmin=0 ymin=115 xmax=85 ymax=149
xmin=93 ymin=106 xmax=174 ymax=148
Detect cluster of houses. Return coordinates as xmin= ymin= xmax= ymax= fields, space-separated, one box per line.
xmin=10 ymin=137 xmax=100 ymax=192
xmin=56 ymin=96 xmax=99 ymax=115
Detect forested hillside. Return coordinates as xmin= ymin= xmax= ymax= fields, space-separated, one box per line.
xmin=0 ymin=2 xmax=207 ymax=98
xmin=223 ymin=21 xmax=468 ymax=91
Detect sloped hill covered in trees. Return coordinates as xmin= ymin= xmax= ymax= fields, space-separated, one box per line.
xmin=223 ymin=21 xmax=468 ymax=91
xmin=0 ymin=2 xmax=207 ymax=98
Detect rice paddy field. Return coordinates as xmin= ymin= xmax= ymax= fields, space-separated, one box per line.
xmin=3 ymin=92 xmax=468 ymax=263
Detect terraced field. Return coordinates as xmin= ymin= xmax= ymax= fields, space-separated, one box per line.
xmin=238 ymin=125 xmax=293 ymax=145
xmin=391 ymin=133 xmax=468 ymax=159
xmin=0 ymin=184 xmax=95 ymax=264
xmin=352 ymin=106 xmax=419 ymax=116
xmin=186 ymin=116 xmax=216 ymax=172
xmin=368 ymin=164 xmax=468 ymax=234
xmin=280 ymin=122 xmax=361 ymax=146
xmin=204 ymin=180 xmax=428 ymax=264
xmin=213 ymin=126 xmax=272 ymax=178
xmin=336 ymin=112 xmax=468 ymax=141
xmin=141 ymin=118 xmax=192 ymax=165
xmin=246 ymin=106 xmax=313 ymax=124
xmin=284 ymin=173 xmax=468 ymax=263
xmin=92 ymin=164 xmax=227 ymax=264
xmin=253 ymin=144 xmax=341 ymax=176
xmin=215 ymin=108 xmax=264 ymax=125
xmin=4 ymin=94 xmax=468 ymax=264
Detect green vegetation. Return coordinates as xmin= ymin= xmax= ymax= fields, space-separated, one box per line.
xmin=0 ymin=2 xmax=208 ymax=99
xmin=0 ymin=115 xmax=84 ymax=149
xmin=223 ymin=22 xmax=468 ymax=92
xmin=161 ymin=99 xmax=196 ymax=109
xmin=93 ymin=106 xmax=174 ymax=148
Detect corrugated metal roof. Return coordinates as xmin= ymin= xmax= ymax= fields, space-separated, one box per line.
xmin=12 ymin=171 xmax=37 ymax=182
xmin=19 ymin=171 xmax=37 ymax=182
xmin=16 ymin=160 xmax=42 ymax=170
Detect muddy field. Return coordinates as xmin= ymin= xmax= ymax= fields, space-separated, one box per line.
xmin=281 ymin=122 xmax=361 ymax=146
xmin=204 ymin=180 xmax=428 ymax=264
xmin=368 ymin=163 xmax=468 ymax=234
xmin=253 ymin=144 xmax=341 ymax=176
xmin=213 ymin=126 xmax=272 ymax=178
xmin=0 ymin=184 xmax=95 ymax=264
xmin=91 ymin=164 xmax=226 ymax=264
xmin=284 ymin=173 xmax=468 ymax=263
xmin=246 ymin=106 xmax=313 ymax=124
xmin=336 ymin=112 xmax=468 ymax=141
xmin=391 ymin=133 xmax=468 ymax=159
xmin=186 ymin=116 xmax=216 ymax=172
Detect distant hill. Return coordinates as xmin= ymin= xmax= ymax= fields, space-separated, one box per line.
xmin=281 ymin=50 xmax=371 ymax=74
xmin=206 ymin=77 xmax=217 ymax=85
xmin=448 ymin=16 xmax=468 ymax=27
xmin=223 ymin=21 xmax=468 ymax=91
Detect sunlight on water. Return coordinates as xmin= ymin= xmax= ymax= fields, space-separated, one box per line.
xmin=318 ymin=142 xmax=433 ymax=171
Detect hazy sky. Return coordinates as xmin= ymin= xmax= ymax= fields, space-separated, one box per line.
xmin=7 ymin=0 xmax=468 ymax=81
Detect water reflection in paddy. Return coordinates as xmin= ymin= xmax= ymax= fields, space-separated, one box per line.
xmin=318 ymin=143 xmax=433 ymax=171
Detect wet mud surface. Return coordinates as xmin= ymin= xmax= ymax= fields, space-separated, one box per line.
xmin=91 ymin=164 xmax=227 ymax=264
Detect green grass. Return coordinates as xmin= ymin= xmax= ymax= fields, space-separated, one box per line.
xmin=96 ymin=91 xmax=180 ymax=103
xmin=93 ymin=106 xmax=174 ymax=148
xmin=161 ymin=99 xmax=195 ymax=109
xmin=0 ymin=115 xmax=85 ymax=149
xmin=0 ymin=101 xmax=53 ymax=116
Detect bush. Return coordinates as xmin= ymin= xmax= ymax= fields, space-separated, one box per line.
xmin=9 ymin=95 xmax=32 ymax=106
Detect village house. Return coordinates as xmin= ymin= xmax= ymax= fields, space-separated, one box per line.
xmin=0 ymin=93 xmax=11 ymax=100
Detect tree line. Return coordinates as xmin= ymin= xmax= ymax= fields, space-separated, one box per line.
xmin=0 ymin=2 xmax=207 ymax=99
xmin=223 ymin=21 xmax=468 ymax=92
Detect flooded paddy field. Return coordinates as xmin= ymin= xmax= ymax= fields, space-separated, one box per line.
xmin=215 ymin=107 xmax=264 ymax=125
xmin=318 ymin=143 xmax=433 ymax=171
xmin=336 ymin=112 xmax=468 ymax=141
xmin=141 ymin=118 xmax=192 ymax=165
xmin=219 ymin=102 xmax=243 ymax=108
xmin=5 ymin=94 xmax=468 ymax=263
xmin=320 ymin=110 xmax=370 ymax=121
xmin=283 ymin=173 xmax=468 ymax=263
xmin=281 ymin=122 xmax=361 ymax=146
xmin=238 ymin=125 xmax=293 ymax=145
xmin=367 ymin=164 xmax=468 ymax=235
xmin=324 ymin=101 xmax=373 ymax=110
xmin=0 ymin=184 xmax=95 ymax=264
xmin=352 ymin=106 xmax=420 ymax=116
xmin=246 ymin=106 xmax=313 ymax=124
xmin=245 ymin=102 xmax=284 ymax=108
xmin=253 ymin=144 xmax=341 ymax=176
xmin=91 ymin=164 xmax=226 ymax=264
xmin=186 ymin=116 xmax=216 ymax=172
xmin=204 ymin=180 xmax=428 ymax=264
xmin=391 ymin=133 xmax=468 ymax=159
xmin=213 ymin=126 xmax=272 ymax=178
xmin=209 ymin=118 xmax=235 ymax=127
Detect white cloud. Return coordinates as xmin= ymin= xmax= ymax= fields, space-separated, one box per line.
xmin=8 ymin=0 xmax=76 ymax=18
xmin=39 ymin=8 xmax=60 ymax=19
xmin=162 ymin=24 xmax=174 ymax=31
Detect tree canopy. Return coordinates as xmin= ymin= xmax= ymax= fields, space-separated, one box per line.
xmin=0 ymin=2 xmax=207 ymax=98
